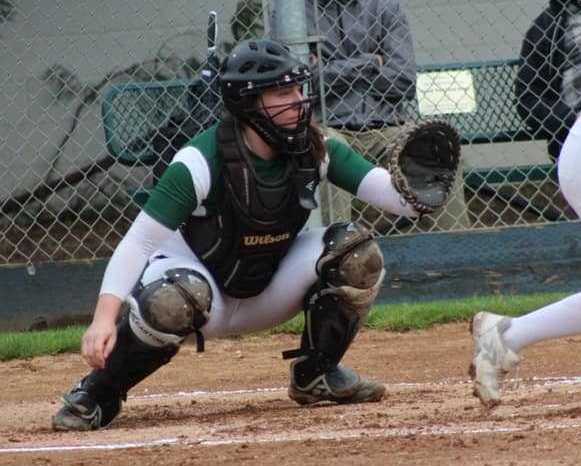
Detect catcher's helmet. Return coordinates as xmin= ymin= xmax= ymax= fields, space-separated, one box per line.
xmin=219 ymin=39 xmax=315 ymax=156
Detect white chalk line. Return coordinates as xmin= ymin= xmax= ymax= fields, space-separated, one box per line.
xmin=3 ymin=419 xmax=581 ymax=454
xmin=128 ymin=375 xmax=581 ymax=401
xmin=197 ymin=419 xmax=581 ymax=446
xmin=131 ymin=387 xmax=283 ymax=400
xmin=2 ymin=375 xmax=581 ymax=455
xmin=0 ymin=438 xmax=180 ymax=454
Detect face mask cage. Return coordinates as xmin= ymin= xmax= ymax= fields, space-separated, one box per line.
xmin=235 ymin=72 xmax=319 ymax=156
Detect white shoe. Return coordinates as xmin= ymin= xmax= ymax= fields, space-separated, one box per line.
xmin=469 ymin=312 xmax=520 ymax=408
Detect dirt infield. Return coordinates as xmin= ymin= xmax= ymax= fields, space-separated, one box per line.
xmin=2 ymin=323 xmax=581 ymax=465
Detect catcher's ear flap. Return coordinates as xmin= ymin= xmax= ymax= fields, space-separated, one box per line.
xmin=386 ymin=120 xmax=461 ymax=214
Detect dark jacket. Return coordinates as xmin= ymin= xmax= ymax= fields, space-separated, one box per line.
xmin=515 ymin=0 xmax=578 ymax=159
xmin=311 ymin=0 xmax=416 ymax=129
xmin=272 ymin=0 xmax=416 ymax=130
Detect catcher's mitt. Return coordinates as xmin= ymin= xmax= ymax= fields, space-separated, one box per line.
xmin=386 ymin=120 xmax=461 ymax=214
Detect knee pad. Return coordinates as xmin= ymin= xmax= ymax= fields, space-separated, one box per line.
xmin=315 ymin=222 xmax=385 ymax=316
xmin=128 ymin=268 xmax=212 ymax=348
xmin=282 ymin=224 xmax=385 ymax=378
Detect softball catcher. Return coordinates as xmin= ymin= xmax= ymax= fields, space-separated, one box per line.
xmin=53 ymin=38 xmax=461 ymax=431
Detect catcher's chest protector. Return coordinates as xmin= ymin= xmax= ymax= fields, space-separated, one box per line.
xmin=181 ymin=116 xmax=314 ymax=298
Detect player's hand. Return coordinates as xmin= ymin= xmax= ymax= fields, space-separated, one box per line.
xmin=376 ymin=54 xmax=383 ymax=67
xmin=81 ymin=317 xmax=118 ymax=369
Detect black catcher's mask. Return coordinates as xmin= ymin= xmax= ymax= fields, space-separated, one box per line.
xmin=219 ymin=39 xmax=316 ymax=158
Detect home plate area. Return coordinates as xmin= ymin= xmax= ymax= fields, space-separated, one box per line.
xmin=2 ymin=325 xmax=581 ymax=465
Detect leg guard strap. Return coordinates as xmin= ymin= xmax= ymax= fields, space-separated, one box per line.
xmin=81 ymin=312 xmax=179 ymax=403
xmin=283 ymin=222 xmax=385 ymax=387
xmin=130 ymin=268 xmax=212 ymax=352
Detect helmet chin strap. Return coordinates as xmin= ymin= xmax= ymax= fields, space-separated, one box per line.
xmin=243 ymin=95 xmax=313 ymax=156
xmin=263 ymin=98 xmax=320 ymax=210
xmin=240 ymin=98 xmax=320 ymax=210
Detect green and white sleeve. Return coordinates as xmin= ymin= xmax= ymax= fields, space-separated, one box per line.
xmin=100 ymin=147 xmax=213 ymax=300
xmin=325 ymin=137 xmax=418 ymax=217
xmin=143 ymin=147 xmax=212 ymax=230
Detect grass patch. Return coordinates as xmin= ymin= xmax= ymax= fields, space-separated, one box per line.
xmin=270 ymin=291 xmax=569 ymax=335
xmin=0 ymin=292 xmax=570 ymax=361
xmin=365 ymin=292 xmax=568 ymax=332
xmin=0 ymin=326 xmax=84 ymax=361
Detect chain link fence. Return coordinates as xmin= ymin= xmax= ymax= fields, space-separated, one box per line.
xmin=0 ymin=0 xmax=577 ymax=266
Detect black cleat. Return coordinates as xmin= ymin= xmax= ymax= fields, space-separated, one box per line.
xmin=52 ymin=384 xmax=121 ymax=432
xmin=289 ymin=359 xmax=385 ymax=405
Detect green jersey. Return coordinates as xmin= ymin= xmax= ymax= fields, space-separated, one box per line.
xmin=143 ymin=124 xmax=375 ymax=230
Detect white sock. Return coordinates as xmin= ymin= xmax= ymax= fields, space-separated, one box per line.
xmin=503 ymin=293 xmax=581 ymax=353
xmin=501 ymin=116 xmax=581 ymax=353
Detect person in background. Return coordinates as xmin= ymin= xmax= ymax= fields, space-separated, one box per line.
xmin=271 ymin=0 xmax=471 ymax=233
xmin=515 ymin=0 xmax=580 ymax=161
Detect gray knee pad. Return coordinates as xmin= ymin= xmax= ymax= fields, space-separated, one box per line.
xmin=128 ymin=268 xmax=212 ymax=350
xmin=316 ymin=222 xmax=385 ymax=317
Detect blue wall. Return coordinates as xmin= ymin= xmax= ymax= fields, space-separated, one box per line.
xmin=3 ymin=221 xmax=580 ymax=331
